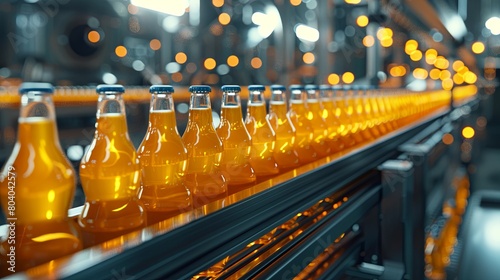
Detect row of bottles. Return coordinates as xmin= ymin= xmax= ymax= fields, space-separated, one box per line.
xmin=0 ymin=82 xmax=451 ymax=274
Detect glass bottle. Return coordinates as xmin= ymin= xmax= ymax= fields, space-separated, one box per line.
xmin=0 ymin=82 xmax=81 ymax=272
xmin=267 ymin=85 xmax=300 ymax=170
xmin=319 ymin=85 xmax=345 ymax=153
xmin=352 ymin=85 xmax=375 ymax=141
xmin=245 ymin=85 xmax=279 ymax=177
xmin=288 ymin=85 xmax=318 ymax=164
xmin=361 ymin=85 xmax=381 ymax=139
xmin=304 ymin=85 xmax=331 ymax=157
xmin=344 ymin=86 xmax=365 ymax=144
xmin=137 ymin=85 xmax=191 ymax=217
xmin=216 ymin=85 xmax=256 ymax=186
xmin=332 ymin=86 xmax=356 ymax=148
xmin=79 ymin=84 xmax=145 ymax=232
xmin=182 ymin=85 xmax=227 ymax=207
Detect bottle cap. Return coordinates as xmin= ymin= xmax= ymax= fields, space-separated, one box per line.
xmin=305 ymin=84 xmax=319 ymax=91
xmin=248 ymin=85 xmax=265 ymax=91
xmin=189 ymin=85 xmax=211 ymax=93
xmin=319 ymin=84 xmax=331 ymax=90
xmin=96 ymin=84 xmax=125 ymax=94
xmin=289 ymin=84 xmax=305 ymax=91
xmin=221 ymin=85 xmax=241 ymax=92
xmin=19 ymin=82 xmax=54 ymax=95
xmin=150 ymin=85 xmax=174 ymax=93
xmin=270 ymin=84 xmax=286 ymax=91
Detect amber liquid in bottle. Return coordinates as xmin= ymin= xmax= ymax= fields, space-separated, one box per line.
xmin=268 ymin=86 xmax=300 ymax=171
xmin=183 ymin=86 xmax=227 ymax=207
xmin=352 ymin=87 xmax=375 ymax=141
xmin=344 ymin=87 xmax=365 ymax=144
xmin=137 ymin=87 xmax=191 ymax=219
xmin=216 ymin=87 xmax=256 ymax=186
xmin=79 ymin=87 xmax=145 ymax=233
xmin=288 ymin=86 xmax=318 ymax=164
xmin=319 ymin=86 xmax=345 ymax=153
xmin=0 ymin=83 xmax=81 ymax=273
xmin=245 ymin=86 xmax=279 ymax=177
xmin=305 ymin=86 xmax=331 ymax=157
xmin=333 ymin=87 xmax=356 ymax=148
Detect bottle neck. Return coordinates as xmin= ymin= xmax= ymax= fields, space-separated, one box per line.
xmin=96 ymin=93 xmax=129 ymax=134
xmin=20 ymin=93 xmax=56 ymax=120
xmin=220 ymin=91 xmax=244 ymax=123
xmin=269 ymin=91 xmax=288 ymax=118
xmin=149 ymin=93 xmax=177 ymax=129
xmin=247 ymin=90 xmax=267 ymax=120
xmin=18 ymin=93 xmax=59 ymax=143
xmin=187 ymin=92 xmax=214 ymax=128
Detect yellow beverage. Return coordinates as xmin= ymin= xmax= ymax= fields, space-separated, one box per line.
xmin=268 ymin=86 xmax=300 ymax=170
xmin=137 ymin=86 xmax=190 ymax=217
xmin=0 ymin=118 xmax=75 ymax=224
xmin=319 ymin=85 xmax=345 ymax=153
xmin=288 ymin=85 xmax=318 ymax=164
xmin=367 ymin=88 xmax=388 ymax=135
xmin=344 ymin=87 xmax=366 ymax=144
xmin=183 ymin=86 xmax=227 ymax=207
xmin=305 ymin=85 xmax=331 ymax=156
xmin=245 ymin=85 xmax=279 ymax=177
xmin=353 ymin=87 xmax=375 ymax=141
xmin=217 ymin=106 xmax=256 ymax=185
xmin=0 ymin=83 xmax=80 ymax=274
xmin=79 ymin=85 xmax=145 ymax=232
xmin=332 ymin=86 xmax=356 ymax=147
xmin=138 ymin=110 xmax=190 ymax=214
xmin=79 ymin=114 xmax=144 ymax=231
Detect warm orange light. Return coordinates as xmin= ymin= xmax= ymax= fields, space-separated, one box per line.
xmin=328 ymin=73 xmax=340 ymax=85
xmin=442 ymin=78 xmax=453 ymax=90
xmin=429 ymin=69 xmax=441 ymax=80
xmin=464 ymin=71 xmax=477 ymax=84
xmin=380 ymin=38 xmax=393 ymax=47
xmin=345 ymin=0 xmax=361 ymax=4
xmin=452 ymin=60 xmax=464 ymax=72
xmin=390 ymin=66 xmax=406 ymax=77
xmin=425 ymin=49 xmax=438 ymax=65
xmin=290 ymin=0 xmax=302 ymax=6
xmin=115 ymin=46 xmax=127 ymax=58
xmin=218 ymin=13 xmax=231 ymax=25
xmin=227 ymin=55 xmax=239 ymax=67
xmin=356 ymin=15 xmax=369 ymax=27
xmin=303 ymin=52 xmax=315 ymax=64
xmin=471 ymin=41 xmax=485 ymax=54
xmin=439 ymin=70 xmax=451 ymax=80
xmin=150 ymin=39 xmax=161 ymax=51
xmin=413 ymin=68 xmax=428 ymax=79
xmin=342 ymin=72 xmax=355 ymax=84
xmin=462 ymin=126 xmax=475 ymax=139
xmin=87 ymin=31 xmax=100 ymax=43
xmin=442 ymin=133 xmax=454 ymax=145
xmin=212 ymin=0 xmax=224 ymax=8
xmin=377 ymin=28 xmax=393 ymax=41
xmin=362 ymin=35 xmax=375 ymax=47
xmin=410 ymin=50 xmax=423 ymax=61
xmin=204 ymin=58 xmax=217 ymax=70
xmin=175 ymin=52 xmax=187 ymax=64
xmin=251 ymin=57 xmax=262 ymax=69
xmin=405 ymin=40 xmax=418 ymax=54
xmin=453 ymin=73 xmax=464 ymax=85
xmin=434 ymin=56 xmax=449 ymax=69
